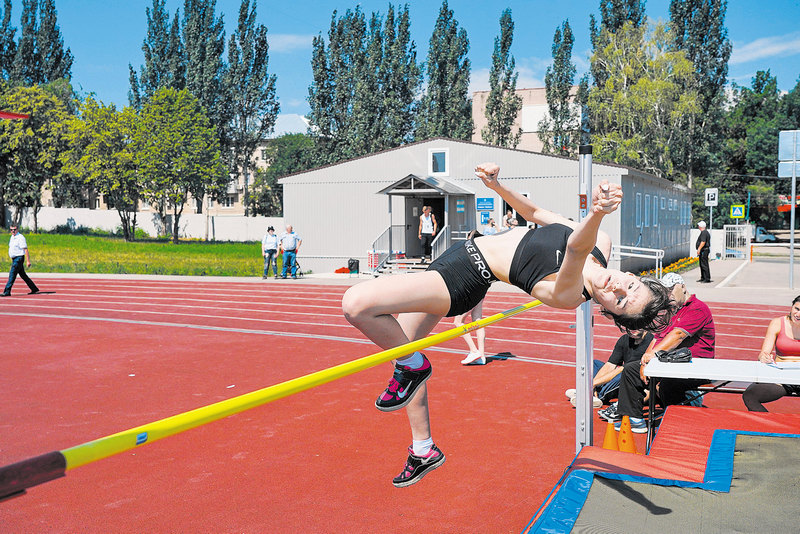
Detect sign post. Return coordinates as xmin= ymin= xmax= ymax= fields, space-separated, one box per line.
xmin=705 ymin=188 xmax=718 ymax=229
xmin=779 ymin=131 xmax=800 ymax=288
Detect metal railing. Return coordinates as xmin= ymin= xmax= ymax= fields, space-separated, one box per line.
xmin=368 ymin=224 xmax=406 ymax=273
xmin=431 ymin=225 xmax=450 ymax=261
xmin=611 ymin=245 xmax=665 ymax=279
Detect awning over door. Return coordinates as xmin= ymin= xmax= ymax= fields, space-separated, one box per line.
xmin=377 ymin=174 xmax=473 ymax=196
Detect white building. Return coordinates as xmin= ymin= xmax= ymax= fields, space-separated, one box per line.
xmin=280 ymin=137 xmax=691 ymax=274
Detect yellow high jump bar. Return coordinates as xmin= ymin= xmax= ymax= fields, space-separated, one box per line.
xmin=0 ymin=299 xmax=542 ymax=501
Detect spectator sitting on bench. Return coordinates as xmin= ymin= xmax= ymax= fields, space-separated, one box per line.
xmin=743 ymin=295 xmax=800 ymax=412
xmin=566 ymin=328 xmax=653 ymax=412
xmin=613 ymin=272 xmax=716 ymax=433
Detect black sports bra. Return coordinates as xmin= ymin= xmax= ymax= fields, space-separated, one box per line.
xmin=508 ymin=223 xmax=607 ymax=300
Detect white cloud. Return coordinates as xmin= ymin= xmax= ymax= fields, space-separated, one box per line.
xmin=268 ymin=114 xmax=310 ymax=138
xmin=269 ymin=34 xmax=314 ymax=53
xmin=469 ymin=62 xmax=545 ymax=95
xmin=731 ymin=32 xmax=800 ymax=65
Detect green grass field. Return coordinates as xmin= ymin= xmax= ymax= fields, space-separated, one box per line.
xmin=0 ymin=233 xmax=280 ymax=277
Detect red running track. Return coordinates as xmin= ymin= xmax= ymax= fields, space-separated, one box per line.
xmin=0 ymin=277 xmax=792 ymax=533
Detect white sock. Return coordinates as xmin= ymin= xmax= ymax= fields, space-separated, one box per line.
xmin=412 ymin=437 xmax=434 ymax=456
xmin=396 ymin=351 xmax=424 ymax=369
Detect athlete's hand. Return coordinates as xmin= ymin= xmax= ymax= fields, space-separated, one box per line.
xmin=475 ymin=162 xmax=500 ymax=188
xmin=592 ymin=180 xmax=622 ymax=214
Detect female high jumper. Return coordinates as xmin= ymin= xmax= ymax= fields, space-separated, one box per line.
xmin=342 ymin=162 xmax=676 ymax=487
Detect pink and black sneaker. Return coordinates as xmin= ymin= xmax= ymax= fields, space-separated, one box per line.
xmin=392 ymin=444 xmax=446 ymax=488
xmin=375 ymin=355 xmax=432 ymax=412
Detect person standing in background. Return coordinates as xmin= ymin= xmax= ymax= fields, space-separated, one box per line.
xmin=418 ymin=206 xmax=437 ymax=262
xmin=3 ymin=225 xmax=39 ymax=297
xmin=262 ymin=226 xmax=279 ymax=279
xmin=279 ymin=225 xmax=302 ymax=279
xmin=696 ymin=221 xmax=711 ymax=283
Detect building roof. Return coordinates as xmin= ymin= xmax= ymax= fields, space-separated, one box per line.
xmin=377 ymin=173 xmax=474 ymax=196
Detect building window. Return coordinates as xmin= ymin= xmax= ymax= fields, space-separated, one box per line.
xmin=222 ymin=195 xmax=236 ymax=208
xmin=635 ymin=193 xmax=642 ymax=228
xmin=261 ymin=149 xmax=268 ymax=161
xmin=660 ymin=197 xmax=666 ymax=210
xmin=644 ymin=194 xmax=650 ymax=227
xmin=428 ymin=149 xmax=449 ymax=176
xmin=652 ymin=195 xmax=658 ymax=227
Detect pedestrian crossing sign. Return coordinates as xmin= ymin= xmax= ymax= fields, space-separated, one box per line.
xmin=730 ymin=205 xmax=745 ymax=219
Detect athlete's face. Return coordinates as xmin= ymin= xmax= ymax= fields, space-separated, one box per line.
xmin=592 ymin=269 xmax=649 ymax=317
xmin=790 ymin=302 xmax=800 ymax=323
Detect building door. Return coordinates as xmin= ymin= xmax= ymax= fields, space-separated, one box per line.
xmin=404 ymin=197 xmax=445 ymax=258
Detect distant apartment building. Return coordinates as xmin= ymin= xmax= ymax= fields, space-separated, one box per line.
xmin=471 ymin=86 xmax=582 ymax=152
xmin=39 ymin=143 xmax=270 ymax=217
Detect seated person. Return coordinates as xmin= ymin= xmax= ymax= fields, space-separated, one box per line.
xmin=743 ymin=295 xmax=800 ymax=411
xmin=614 ymin=272 xmax=715 ymax=433
xmin=566 ymin=328 xmax=653 ymax=410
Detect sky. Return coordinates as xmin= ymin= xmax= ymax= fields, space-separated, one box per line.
xmin=40 ymin=0 xmax=800 ymax=135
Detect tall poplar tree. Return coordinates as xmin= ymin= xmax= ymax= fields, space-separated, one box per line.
xmin=416 ymin=0 xmax=472 ymax=141
xmin=0 ymin=0 xmax=16 ymax=80
xmin=129 ymin=0 xmax=179 ymax=108
xmin=183 ymin=0 xmax=225 ymax=127
xmin=11 ymin=0 xmax=39 ymax=85
xmin=225 ymin=0 xmax=279 ymax=216
xmin=308 ymin=5 xmax=419 ymax=164
xmin=36 ymin=0 xmax=72 ymax=82
xmin=376 ymin=5 xmax=419 ymax=148
xmin=538 ymin=20 xmax=580 ymax=156
xmin=481 ymin=9 xmax=521 ymax=148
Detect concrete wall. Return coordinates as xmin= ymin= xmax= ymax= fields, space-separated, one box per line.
xmin=9 ymin=206 xmax=283 ymax=242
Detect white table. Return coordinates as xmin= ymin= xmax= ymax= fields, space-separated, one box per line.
xmin=645 ymin=358 xmax=800 ymax=386
xmin=642 ymin=358 xmax=800 ymax=449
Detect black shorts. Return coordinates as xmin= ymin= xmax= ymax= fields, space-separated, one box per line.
xmin=426 ymin=239 xmax=498 ymax=317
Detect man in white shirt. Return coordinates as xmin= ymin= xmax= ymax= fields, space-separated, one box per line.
xmin=279 ymin=225 xmax=302 ymax=279
xmin=3 ymin=225 xmax=39 ymax=296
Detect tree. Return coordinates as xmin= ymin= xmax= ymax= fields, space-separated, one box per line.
xmin=129 ymin=0 xmax=181 ymax=108
xmin=0 ymin=83 xmax=68 ymax=229
xmin=61 ymin=98 xmax=141 ymax=240
xmin=587 ymin=22 xmax=701 ymax=180
xmin=225 ymin=0 xmax=279 ymax=216
xmin=36 ymin=0 xmax=72 ymax=82
xmin=415 ymin=0 xmax=472 ymax=141
xmin=248 ymin=133 xmax=314 ymax=216
xmin=10 ymin=0 xmax=38 ymax=85
xmin=182 ymin=0 xmax=226 ymax=140
xmin=307 ymin=5 xmax=420 ymax=164
xmin=9 ymin=0 xmax=71 ymax=85
xmin=724 ymin=71 xmax=787 ymax=181
xmin=0 ymin=0 xmax=16 ymax=80
xmin=133 ymin=87 xmax=226 ymax=243
xmin=481 ymin=9 xmax=521 ymax=148
xmin=589 ymin=0 xmax=646 ymax=90
xmin=375 ymin=5 xmax=419 ymax=148
xmin=668 ymin=0 xmax=732 ymax=186
xmin=538 ymin=20 xmax=581 ymax=156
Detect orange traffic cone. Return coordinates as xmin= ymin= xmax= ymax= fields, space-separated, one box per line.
xmin=602 ymin=421 xmax=619 ymax=451
xmin=617 ymin=416 xmax=639 ymax=454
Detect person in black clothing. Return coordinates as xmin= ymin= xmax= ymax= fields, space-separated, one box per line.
xmin=696 ymin=220 xmax=711 ymax=283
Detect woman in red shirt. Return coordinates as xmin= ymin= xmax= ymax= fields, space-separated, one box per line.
xmin=742 ymin=295 xmax=800 ymax=411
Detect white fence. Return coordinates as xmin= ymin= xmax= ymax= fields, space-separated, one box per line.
xmin=8 ymin=206 xmax=283 ymax=242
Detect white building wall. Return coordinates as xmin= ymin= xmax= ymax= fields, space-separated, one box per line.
xmin=281 ymin=139 xmax=636 ymax=273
